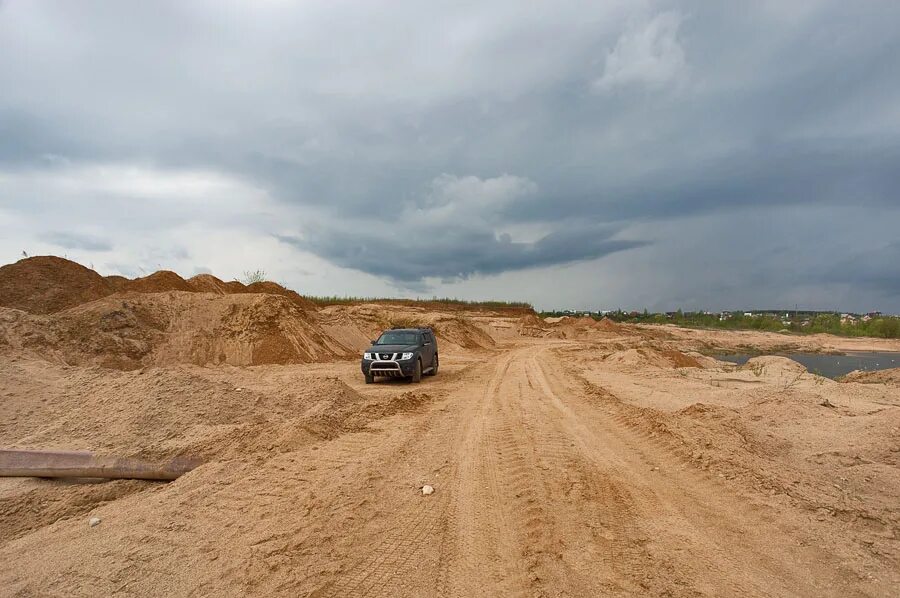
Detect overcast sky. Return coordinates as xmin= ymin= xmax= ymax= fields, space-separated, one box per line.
xmin=2 ymin=1 xmax=899 ymax=312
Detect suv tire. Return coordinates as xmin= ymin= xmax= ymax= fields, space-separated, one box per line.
xmin=364 ymin=373 xmax=374 ymax=384
xmin=411 ymin=358 xmax=422 ymax=383
xmin=426 ymin=353 xmax=438 ymax=376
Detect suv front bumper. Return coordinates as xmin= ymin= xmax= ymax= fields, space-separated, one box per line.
xmin=362 ymin=358 xmax=417 ymax=378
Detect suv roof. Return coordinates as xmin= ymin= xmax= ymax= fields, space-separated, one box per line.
xmin=388 ymin=327 xmax=433 ymax=332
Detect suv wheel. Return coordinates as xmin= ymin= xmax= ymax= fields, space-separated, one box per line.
xmin=411 ymin=358 xmax=422 ymax=383
xmin=426 ymin=354 xmax=438 ymax=376
xmin=364 ymin=373 xmax=374 ymax=384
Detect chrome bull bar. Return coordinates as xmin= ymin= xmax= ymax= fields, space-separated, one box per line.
xmin=369 ymin=359 xmax=405 ymax=377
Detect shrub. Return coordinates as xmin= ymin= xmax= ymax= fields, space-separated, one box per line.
xmin=241 ymin=269 xmax=267 ymax=285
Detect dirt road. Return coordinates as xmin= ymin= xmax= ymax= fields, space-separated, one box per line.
xmin=300 ymin=341 xmax=890 ymax=597
xmin=1 ymin=338 xmax=896 ymax=597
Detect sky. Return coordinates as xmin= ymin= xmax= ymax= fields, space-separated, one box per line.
xmin=1 ymin=0 xmax=899 ymax=312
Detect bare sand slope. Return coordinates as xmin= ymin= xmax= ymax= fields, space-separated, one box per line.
xmin=1 ymin=332 xmax=897 ymax=596
xmin=0 ymin=292 xmax=351 ymax=369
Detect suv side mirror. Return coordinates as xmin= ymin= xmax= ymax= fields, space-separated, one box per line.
xmin=423 ymin=340 xmax=431 ymax=345
xmin=371 ymin=340 xmax=378 ymax=345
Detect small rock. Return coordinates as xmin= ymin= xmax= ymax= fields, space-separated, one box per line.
xmin=421 ymin=485 xmax=435 ymax=496
xmin=89 ymin=517 xmax=101 ymax=527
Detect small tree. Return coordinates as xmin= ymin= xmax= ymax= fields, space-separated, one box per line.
xmin=241 ymin=269 xmax=267 ymax=284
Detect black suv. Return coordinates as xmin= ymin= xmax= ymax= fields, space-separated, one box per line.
xmin=361 ymin=327 xmax=438 ymax=384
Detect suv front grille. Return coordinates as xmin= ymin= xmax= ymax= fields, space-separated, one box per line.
xmin=379 ymin=353 xmax=393 ymax=360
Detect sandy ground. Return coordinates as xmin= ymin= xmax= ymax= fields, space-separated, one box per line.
xmin=0 ymin=260 xmax=897 ymax=596
xmin=2 ymin=324 xmax=898 ymax=596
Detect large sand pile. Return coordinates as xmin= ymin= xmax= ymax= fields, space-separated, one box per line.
xmin=548 ymin=315 xmax=632 ymax=339
xmin=187 ymin=273 xmax=232 ymax=294
xmin=0 ymin=257 xmax=317 ymax=312
xmin=104 ymin=275 xmax=129 ymax=291
xmin=0 ymin=256 xmax=529 ymax=374
xmin=602 ymin=346 xmax=704 ymax=369
xmin=317 ymin=303 xmax=501 ymax=352
xmin=124 ymin=270 xmax=195 ymax=293
xmin=517 ymin=314 xmax=548 ymax=337
xmin=243 ymin=281 xmax=317 ymax=311
xmin=0 ymin=292 xmax=352 ymax=369
xmin=0 ymin=256 xmax=114 ymax=314
xmin=431 ymin=316 xmax=496 ymax=350
xmin=0 ymin=257 xmax=368 ymax=368
xmin=0 ymin=358 xmax=364 ymax=461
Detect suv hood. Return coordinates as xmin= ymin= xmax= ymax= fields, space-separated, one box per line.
xmin=367 ymin=344 xmax=417 ymax=354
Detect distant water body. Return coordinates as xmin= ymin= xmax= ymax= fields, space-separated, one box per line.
xmin=715 ymin=352 xmax=900 ymax=379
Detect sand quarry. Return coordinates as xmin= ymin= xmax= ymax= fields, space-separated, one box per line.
xmin=1 ymin=256 xmax=898 ymax=597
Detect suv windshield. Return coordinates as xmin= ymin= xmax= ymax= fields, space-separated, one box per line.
xmin=376 ymin=331 xmax=419 ymax=345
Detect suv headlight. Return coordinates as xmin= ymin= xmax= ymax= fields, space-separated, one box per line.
xmin=401 ymin=352 xmax=414 ymax=360
xmin=364 ymin=352 xmax=373 ymax=360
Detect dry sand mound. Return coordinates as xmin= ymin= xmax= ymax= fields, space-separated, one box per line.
xmin=596 ymin=317 xmax=627 ymax=333
xmin=319 ymin=304 xmax=502 ymax=352
xmin=0 ymin=256 xmax=114 ymax=314
xmin=104 ymin=275 xmax=129 ymax=291
xmin=1 ymin=257 xmax=316 ymax=315
xmin=839 ymin=366 xmax=900 ymax=386
xmin=244 ymin=281 xmax=317 ymax=310
xmin=124 ymin=270 xmax=194 ymax=293
xmin=741 ymin=355 xmax=808 ymax=378
xmin=432 ymin=317 xmax=496 ymax=349
xmin=517 ymin=314 xmax=548 ymax=337
xmin=0 ymin=257 xmax=523 ymax=370
xmin=0 ymin=292 xmax=352 ymax=369
xmin=603 ymin=347 xmax=703 ymax=369
xmin=317 ymin=306 xmax=378 ymax=352
xmin=187 ymin=273 xmax=232 ymax=294
xmin=0 ymin=360 xmax=362 ymax=461
xmin=187 ymin=275 xmax=317 ymax=311
xmin=659 ymin=348 xmax=704 ymax=368
xmin=548 ymin=316 xmax=633 ymax=339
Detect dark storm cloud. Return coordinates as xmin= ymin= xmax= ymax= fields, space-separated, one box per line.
xmin=281 ymin=223 xmax=648 ymax=282
xmin=2 ymin=1 xmax=900 ymax=307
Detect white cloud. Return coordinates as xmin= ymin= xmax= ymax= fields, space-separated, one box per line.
xmin=413 ymin=173 xmax=537 ymax=221
xmin=2 ymin=163 xmax=267 ymax=206
xmin=593 ymin=11 xmax=687 ymax=92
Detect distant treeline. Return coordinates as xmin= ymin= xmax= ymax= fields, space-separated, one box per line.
xmin=541 ymin=309 xmax=900 ymax=339
xmin=303 ymin=295 xmax=534 ymax=311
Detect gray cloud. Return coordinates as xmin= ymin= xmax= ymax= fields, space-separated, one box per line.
xmin=827 ymin=242 xmax=900 ymax=297
xmin=282 ymin=222 xmax=648 ymax=283
xmin=41 ymin=231 xmax=112 ymax=252
xmin=1 ymin=1 xmax=900 ymax=309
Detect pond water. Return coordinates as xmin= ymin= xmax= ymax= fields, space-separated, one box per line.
xmin=714 ymin=351 xmax=900 ymax=379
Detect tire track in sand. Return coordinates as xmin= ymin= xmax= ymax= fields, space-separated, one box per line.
xmin=527 ymin=346 xmax=865 ymax=597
